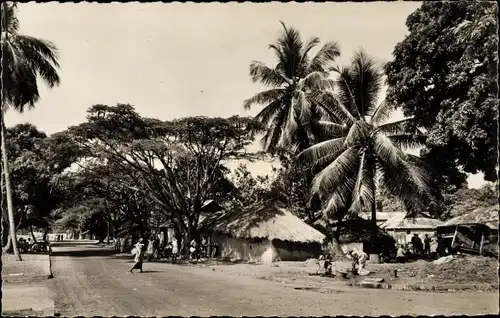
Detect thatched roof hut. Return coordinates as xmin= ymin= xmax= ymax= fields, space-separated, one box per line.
xmin=200 ymin=201 xmax=325 ymax=243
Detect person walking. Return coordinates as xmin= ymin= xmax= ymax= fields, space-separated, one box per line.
xmin=130 ymin=238 xmax=145 ymax=273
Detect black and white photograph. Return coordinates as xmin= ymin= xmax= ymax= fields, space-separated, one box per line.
xmin=1 ymin=1 xmax=498 ymax=316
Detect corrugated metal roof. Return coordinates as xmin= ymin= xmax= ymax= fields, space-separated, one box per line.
xmin=382 ymin=215 xmax=444 ymax=229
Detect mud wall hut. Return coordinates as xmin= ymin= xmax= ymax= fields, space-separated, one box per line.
xmin=199 ymin=202 xmax=326 ymax=263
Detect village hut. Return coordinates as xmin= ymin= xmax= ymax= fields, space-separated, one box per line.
xmin=381 ymin=215 xmax=444 ymax=245
xmin=199 ymin=201 xmax=326 ymax=263
xmin=437 ymin=205 xmax=499 ymax=256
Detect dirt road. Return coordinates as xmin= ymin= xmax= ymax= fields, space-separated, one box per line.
xmin=50 ymin=242 xmax=498 ymax=316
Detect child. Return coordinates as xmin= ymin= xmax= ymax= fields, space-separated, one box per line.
xmin=171 ymin=238 xmax=179 ymax=264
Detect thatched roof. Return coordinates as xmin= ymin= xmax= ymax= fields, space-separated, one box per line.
xmin=443 ymin=205 xmax=499 ymax=229
xmin=381 ymin=215 xmax=444 ymax=230
xmin=199 ymin=201 xmax=326 ymax=243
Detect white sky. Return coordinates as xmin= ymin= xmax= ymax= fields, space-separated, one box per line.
xmin=6 ymin=2 xmax=488 ymax=188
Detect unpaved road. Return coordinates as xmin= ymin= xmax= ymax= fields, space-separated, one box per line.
xmin=50 ymin=242 xmax=498 ymax=316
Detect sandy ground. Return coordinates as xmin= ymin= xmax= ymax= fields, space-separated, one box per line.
xmin=198 ymin=256 xmax=499 ymax=291
xmin=2 ymin=253 xmax=50 ymax=277
xmin=40 ymin=242 xmax=499 ymax=316
xmin=2 ymin=252 xmax=54 ymax=316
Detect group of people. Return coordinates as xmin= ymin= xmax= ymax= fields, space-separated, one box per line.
xmin=17 ymin=237 xmax=49 ymax=253
xmin=316 ymin=249 xmax=369 ymax=277
xmin=128 ymin=235 xmax=215 ymax=273
xmin=395 ymin=233 xmax=449 ymax=263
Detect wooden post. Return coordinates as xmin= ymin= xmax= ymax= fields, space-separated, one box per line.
xmin=479 ymin=234 xmax=485 ymax=254
xmin=451 ymin=226 xmax=458 ymax=248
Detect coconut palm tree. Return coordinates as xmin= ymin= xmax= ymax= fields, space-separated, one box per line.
xmin=299 ymin=50 xmax=430 ymax=261
xmin=244 ymin=21 xmax=340 ymax=153
xmin=1 ymin=2 xmax=61 ymax=260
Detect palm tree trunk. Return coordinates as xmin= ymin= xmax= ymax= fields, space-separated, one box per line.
xmin=30 ymin=224 xmax=37 ymax=242
xmin=0 ymin=112 xmax=22 ymax=260
xmin=370 ymin=158 xmax=379 ymax=263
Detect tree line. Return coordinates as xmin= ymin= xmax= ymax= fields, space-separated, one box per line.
xmin=1 ymin=2 xmax=497 ymax=259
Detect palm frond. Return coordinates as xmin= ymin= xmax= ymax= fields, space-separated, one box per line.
xmin=249 ymin=61 xmax=289 ymax=87
xmin=310 ymin=147 xmax=359 ymax=195
xmin=260 ymin=103 xmax=288 ymax=152
xmin=1 ymin=2 xmax=19 ymax=33
xmin=302 ymin=71 xmax=335 ymax=91
xmin=373 ymin=134 xmax=406 ymax=168
xmin=243 ymin=88 xmax=286 ymax=110
xmin=311 ymin=120 xmax=346 ymax=140
xmin=378 ymin=158 xmax=431 ymax=213
xmin=349 ymin=151 xmax=375 ymax=213
xmin=252 ymin=99 xmax=284 ymax=126
xmin=350 ymin=50 xmax=383 ymax=117
xmin=280 ymin=97 xmax=300 ymax=147
xmin=322 ymin=173 xmax=357 ymax=218
xmin=344 ymin=120 xmax=369 ymax=148
xmin=388 ymin=134 xmax=427 ymax=151
xmin=309 ymin=41 xmax=341 ymax=73
xmin=276 ymin=21 xmax=304 ymax=79
xmin=300 ymin=36 xmax=321 ymax=68
xmin=376 ymin=117 xmax=423 ymax=135
xmin=17 ymin=41 xmax=60 ymax=87
xmin=311 ymin=90 xmax=356 ymax=126
xmin=16 ymin=35 xmax=60 ymax=67
xmin=370 ymin=99 xmax=394 ymax=125
xmin=298 ymin=137 xmax=346 ymax=166
xmin=331 ymin=65 xmax=361 ymax=119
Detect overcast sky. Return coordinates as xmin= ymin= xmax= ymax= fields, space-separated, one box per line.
xmin=6 ymin=2 xmax=488 ymax=188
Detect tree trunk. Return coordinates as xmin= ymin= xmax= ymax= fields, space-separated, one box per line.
xmin=1 ymin=113 xmax=21 ymax=260
xmin=30 ymin=224 xmax=37 ymax=243
xmin=43 ymin=226 xmax=49 ymax=241
xmin=370 ymin=159 xmax=380 ymax=263
xmin=3 ymin=233 xmax=12 ymax=252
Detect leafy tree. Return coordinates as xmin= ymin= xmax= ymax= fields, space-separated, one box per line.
xmin=442 ymin=183 xmax=498 ymax=219
xmin=53 ymin=162 xmax=162 ymax=242
xmin=385 ymin=1 xmax=498 ymax=184
xmin=226 ymin=164 xmax=270 ymax=208
xmin=66 ymin=104 xmax=259 ymax=253
xmin=1 ymin=2 xmax=61 ymax=259
xmin=244 ymin=22 xmax=340 ymax=152
xmin=299 ymin=51 xmax=431 ymax=254
xmin=1 ymin=124 xmax=81 ymax=245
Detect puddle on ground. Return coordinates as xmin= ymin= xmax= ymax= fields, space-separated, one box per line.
xmin=293 ymin=287 xmax=345 ymax=294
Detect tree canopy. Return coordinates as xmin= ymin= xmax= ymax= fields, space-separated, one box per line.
xmin=385 ymin=1 xmax=498 ymax=184
xmin=244 ymin=22 xmax=340 ymax=153
xmin=65 ymin=104 xmax=260 ymax=248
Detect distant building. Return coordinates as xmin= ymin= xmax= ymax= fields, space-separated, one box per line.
xmin=199 ymin=201 xmax=326 ymax=263
xmin=358 ymin=211 xmax=406 ymax=226
xmin=381 ymin=215 xmax=444 ymax=245
xmin=437 ymin=205 xmax=498 ymax=256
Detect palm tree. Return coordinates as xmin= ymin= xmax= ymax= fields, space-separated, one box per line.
xmin=299 ymin=51 xmax=430 ymax=261
xmin=244 ymin=21 xmax=340 ymax=154
xmin=1 ymin=2 xmax=60 ymax=260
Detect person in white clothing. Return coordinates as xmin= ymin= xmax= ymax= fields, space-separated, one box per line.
xmin=171 ymin=238 xmax=179 ymax=264
xmin=347 ymin=249 xmax=368 ymax=275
